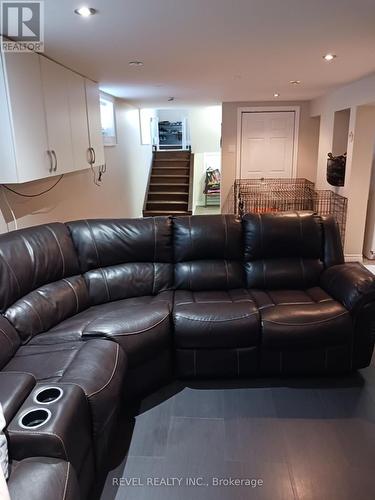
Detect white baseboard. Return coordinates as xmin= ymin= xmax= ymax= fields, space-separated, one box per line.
xmin=344 ymin=254 xmax=363 ymax=262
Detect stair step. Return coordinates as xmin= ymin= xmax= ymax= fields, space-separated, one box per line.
xmin=152 ymin=167 xmax=190 ymax=176
xmin=150 ymin=183 xmax=189 ymax=187
xmin=148 ymin=192 xmax=189 ymax=202
xmin=149 ymin=184 xmax=189 ymax=194
xmin=148 ymin=191 xmax=188 ymax=195
xmin=143 ymin=210 xmax=191 ymax=216
xmin=147 ymin=200 xmax=187 ymax=205
xmin=155 ymin=151 xmax=190 ymax=160
xmin=154 ymin=159 xmax=190 ymax=162
xmin=151 ymin=174 xmax=189 ymax=178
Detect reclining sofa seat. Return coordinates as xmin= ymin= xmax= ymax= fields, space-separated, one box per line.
xmin=0 ymin=223 xmax=126 ymax=483
xmin=243 ymin=212 xmax=354 ymax=373
xmin=173 ymin=214 xmax=261 ymax=377
xmin=46 ymin=216 xmax=175 ymax=396
xmin=173 ymin=212 xmax=375 ymax=377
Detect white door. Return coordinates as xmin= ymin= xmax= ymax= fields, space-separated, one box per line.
xmin=2 ymin=51 xmax=51 ymax=182
xmin=40 ymin=57 xmax=74 ymax=175
xmin=67 ymin=71 xmax=90 ymax=171
xmin=85 ymin=79 xmax=105 ymax=166
xmin=240 ymin=111 xmax=296 ymax=179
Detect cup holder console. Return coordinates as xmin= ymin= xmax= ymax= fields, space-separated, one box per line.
xmin=8 ymin=383 xmax=92 ymax=474
xmin=34 ymin=386 xmax=63 ymax=404
xmin=19 ymin=408 xmax=51 ymax=430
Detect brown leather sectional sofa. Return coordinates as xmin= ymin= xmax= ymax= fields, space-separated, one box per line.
xmin=1 ymin=213 xmax=375 ymax=499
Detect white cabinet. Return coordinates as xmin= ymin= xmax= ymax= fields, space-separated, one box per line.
xmin=40 ymin=57 xmax=75 ymax=175
xmin=0 ymin=51 xmax=51 ymax=183
xmin=40 ymin=58 xmax=92 ymax=175
xmin=67 ymin=72 xmax=90 ymax=171
xmin=0 ymin=47 xmax=104 ymax=184
xmin=85 ymin=79 xmax=105 ymax=167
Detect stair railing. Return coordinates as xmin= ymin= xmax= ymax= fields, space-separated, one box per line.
xmin=142 ymin=149 xmax=155 ymax=216
xmin=188 ymin=152 xmax=194 ymax=214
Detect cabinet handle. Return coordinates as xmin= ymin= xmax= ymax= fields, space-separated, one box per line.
xmin=51 ymin=150 xmax=58 ymax=172
xmin=87 ymin=148 xmax=93 ymax=165
xmin=92 ymin=147 xmax=96 ymax=165
xmin=47 ymin=150 xmax=54 ymax=173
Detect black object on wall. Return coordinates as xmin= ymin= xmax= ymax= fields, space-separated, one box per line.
xmin=327 ymin=152 xmax=346 ymax=187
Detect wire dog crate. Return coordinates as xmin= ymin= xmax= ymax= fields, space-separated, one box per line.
xmin=234 ymin=178 xmax=315 ymax=215
xmin=230 ymin=178 xmax=347 ymax=244
xmin=312 ymin=190 xmax=348 ymax=244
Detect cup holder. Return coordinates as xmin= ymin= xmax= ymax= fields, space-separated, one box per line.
xmin=34 ymin=386 xmax=63 ymax=404
xmin=19 ymin=408 xmax=51 ymax=430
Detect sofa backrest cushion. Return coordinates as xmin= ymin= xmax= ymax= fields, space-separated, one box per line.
xmin=0 ymin=224 xmax=86 ymax=342
xmin=173 ymin=215 xmax=244 ymax=290
xmin=243 ymin=212 xmax=324 ymax=289
xmin=67 ymin=217 xmax=174 ymax=304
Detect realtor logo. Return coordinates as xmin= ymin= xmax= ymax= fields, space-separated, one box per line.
xmin=1 ymin=1 xmax=44 ymax=52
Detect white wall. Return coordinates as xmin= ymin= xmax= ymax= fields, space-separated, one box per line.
xmin=0 ymin=101 xmax=153 ymax=233
xmin=311 ymin=72 xmax=375 ymax=258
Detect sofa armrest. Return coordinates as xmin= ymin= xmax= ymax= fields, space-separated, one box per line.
xmin=320 ymin=263 xmax=375 ymax=312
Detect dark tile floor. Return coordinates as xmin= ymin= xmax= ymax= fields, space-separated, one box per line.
xmin=100 ymin=354 xmax=375 ymax=500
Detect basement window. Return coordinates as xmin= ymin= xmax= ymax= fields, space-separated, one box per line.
xmin=100 ymin=95 xmax=117 ymax=146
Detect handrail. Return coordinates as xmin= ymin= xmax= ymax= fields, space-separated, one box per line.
xmin=142 ymin=149 xmax=155 ymax=215
xmin=187 ymin=152 xmax=194 ymax=214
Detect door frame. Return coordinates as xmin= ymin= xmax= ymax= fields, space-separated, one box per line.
xmin=236 ymin=106 xmax=300 ymax=179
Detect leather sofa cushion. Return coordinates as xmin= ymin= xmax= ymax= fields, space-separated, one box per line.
xmin=0 ymin=372 xmax=35 ymax=424
xmin=252 ymin=288 xmax=353 ymax=350
xmin=173 ymin=289 xmax=260 ymax=348
xmin=0 ymin=316 xmax=20 ymax=369
xmin=8 ymin=458 xmax=80 ymax=500
xmin=67 ymin=217 xmax=173 ymax=271
xmin=3 ymin=339 xmax=126 ymax=436
xmin=85 ymin=262 xmax=173 ymax=305
xmin=243 ymin=212 xmax=322 ymax=260
xmin=243 ymin=212 xmax=324 ymax=289
xmin=173 ymin=215 xmax=244 ymax=290
xmin=30 ymin=292 xmax=173 ymax=368
xmin=0 ymin=223 xmax=80 ymax=313
xmin=67 ymin=218 xmax=174 ymax=301
xmin=4 ymin=276 xmax=89 ymax=342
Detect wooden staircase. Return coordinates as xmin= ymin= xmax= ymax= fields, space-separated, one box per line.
xmin=143 ymin=150 xmax=193 ymax=217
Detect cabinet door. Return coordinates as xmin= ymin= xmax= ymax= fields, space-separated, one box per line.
xmin=67 ymin=71 xmax=90 ymax=171
xmin=40 ymin=57 xmax=74 ymax=175
xmin=85 ymin=79 xmax=105 ymax=166
xmin=2 ymin=52 xmax=51 ymax=183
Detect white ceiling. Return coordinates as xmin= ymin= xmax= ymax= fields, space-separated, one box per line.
xmin=44 ymin=0 xmax=375 ymax=106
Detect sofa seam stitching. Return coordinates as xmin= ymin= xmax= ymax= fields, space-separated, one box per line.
xmin=87 ymin=343 xmax=120 ymax=397
xmin=62 ymin=462 xmax=70 ymax=500
xmin=45 ymin=225 xmax=65 ymax=277
xmin=62 ymin=278 xmax=80 ymax=313
xmin=86 ymin=313 xmax=169 ymax=337
xmin=175 ymin=311 xmax=258 ymax=322
xmin=263 ymin=311 xmax=349 ymax=326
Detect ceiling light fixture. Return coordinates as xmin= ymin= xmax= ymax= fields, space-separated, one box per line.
xmin=168 ymin=97 xmax=175 ymax=102
xmin=273 ymin=92 xmax=280 ymax=98
xmin=289 ymin=80 xmax=301 ymax=85
xmin=74 ymin=6 xmax=97 ymax=17
xmin=128 ymin=61 xmax=144 ymax=67
xmin=323 ymin=53 xmax=337 ymax=62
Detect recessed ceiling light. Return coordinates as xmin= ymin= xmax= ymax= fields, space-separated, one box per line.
xmin=273 ymin=92 xmax=280 ymax=98
xmin=74 ymin=6 xmax=97 ymax=17
xmin=289 ymin=80 xmax=301 ymax=85
xmin=128 ymin=61 xmax=144 ymax=67
xmin=323 ymin=53 xmax=337 ymax=62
